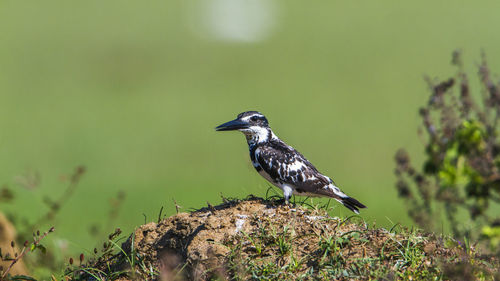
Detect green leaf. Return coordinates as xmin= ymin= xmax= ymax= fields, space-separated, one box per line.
xmin=444 ymin=142 xmax=459 ymax=161
xmin=481 ymin=226 xmax=500 ymax=237
xmin=481 ymin=225 xmax=500 ymax=249
xmin=36 ymin=244 xmax=47 ymax=254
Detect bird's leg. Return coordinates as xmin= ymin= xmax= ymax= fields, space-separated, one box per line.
xmin=282 ymin=185 xmax=293 ymax=205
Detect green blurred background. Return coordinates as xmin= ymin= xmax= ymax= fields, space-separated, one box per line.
xmin=1 ymin=0 xmax=500 ymax=256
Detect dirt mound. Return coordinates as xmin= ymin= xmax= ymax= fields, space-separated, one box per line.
xmin=81 ymin=197 xmax=498 ymax=280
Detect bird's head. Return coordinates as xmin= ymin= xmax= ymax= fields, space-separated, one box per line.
xmin=215 ymin=111 xmax=272 ymax=142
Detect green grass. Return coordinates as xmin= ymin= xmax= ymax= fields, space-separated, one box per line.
xmin=223 ymin=203 xmax=497 ymax=280
xmin=1 ymin=0 xmax=500 ymax=262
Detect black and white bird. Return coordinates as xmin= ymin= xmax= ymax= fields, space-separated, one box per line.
xmin=215 ymin=111 xmax=367 ymax=214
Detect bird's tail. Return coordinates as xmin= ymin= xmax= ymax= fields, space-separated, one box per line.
xmin=327 ymin=184 xmax=367 ymax=214
xmin=339 ymin=196 xmax=366 ymax=214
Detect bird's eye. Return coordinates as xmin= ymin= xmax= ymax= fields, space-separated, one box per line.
xmin=251 ymin=116 xmax=258 ymax=121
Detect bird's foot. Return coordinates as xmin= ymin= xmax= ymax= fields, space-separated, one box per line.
xmin=272 ymin=198 xmax=286 ymax=205
xmin=284 ymin=197 xmax=297 ymax=209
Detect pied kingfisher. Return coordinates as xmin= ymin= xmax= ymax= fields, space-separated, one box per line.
xmin=215 ymin=111 xmax=367 ymax=214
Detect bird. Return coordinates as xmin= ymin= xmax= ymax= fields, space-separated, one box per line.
xmin=215 ymin=111 xmax=367 ymax=214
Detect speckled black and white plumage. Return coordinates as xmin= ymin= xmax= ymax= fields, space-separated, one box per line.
xmin=216 ymin=111 xmax=366 ymax=214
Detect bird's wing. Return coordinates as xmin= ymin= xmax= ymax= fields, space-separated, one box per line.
xmin=255 ymin=141 xmax=335 ymax=197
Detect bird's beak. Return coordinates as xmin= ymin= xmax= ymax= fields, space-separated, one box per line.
xmin=215 ymin=119 xmax=249 ymax=131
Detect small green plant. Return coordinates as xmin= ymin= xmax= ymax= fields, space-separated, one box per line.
xmin=0 ymin=166 xmax=128 ymax=280
xmin=271 ymin=225 xmax=292 ymax=256
xmin=63 ymin=229 xmax=158 ymax=281
xmin=0 ymin=226 xmax=55 ymax=280
xmin=395 ymin=51 xmax=500 ymax=253
xmin=0 ymin=167 xmax=87 ymax=278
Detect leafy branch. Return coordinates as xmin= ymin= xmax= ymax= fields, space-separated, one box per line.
xmin=0 ymin=226 xmax=54 ymax=280
xmin=395 ymin=51 xmax=500 ymax=252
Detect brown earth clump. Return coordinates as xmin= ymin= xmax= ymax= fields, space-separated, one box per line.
xmin=85 ymin=197 xmax=499 ymax=280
